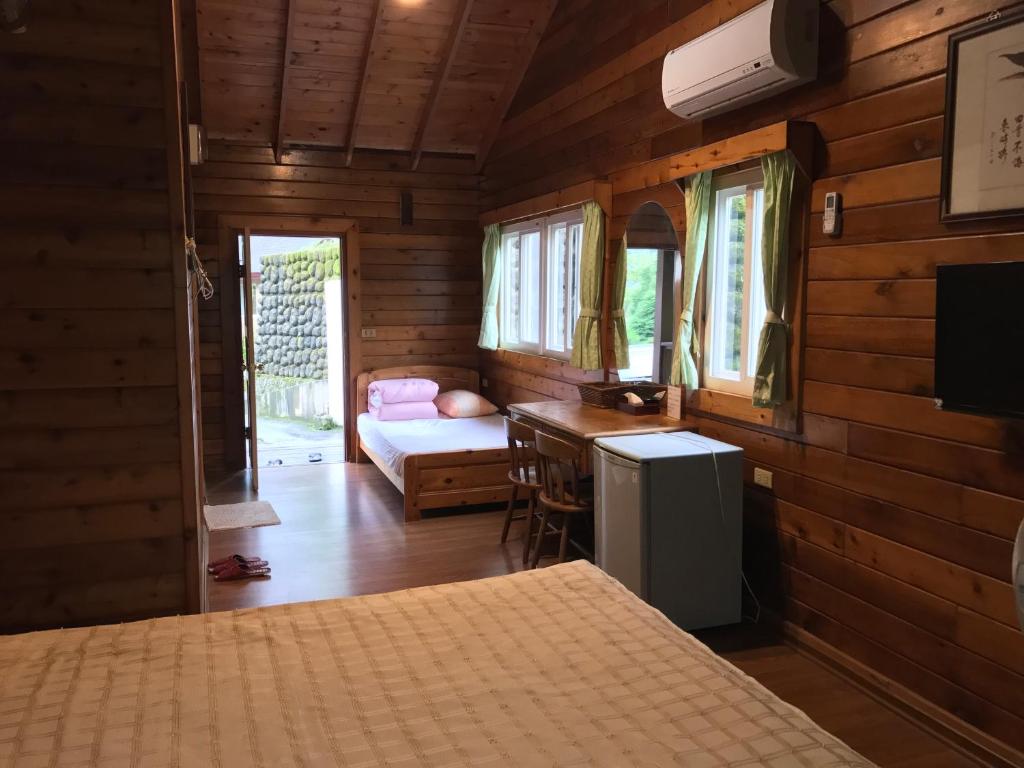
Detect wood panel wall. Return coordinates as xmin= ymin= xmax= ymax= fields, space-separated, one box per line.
xmin=0 ymin=0 xmax=202 ymax=631
xmin=193 ymin=143 xmax=482 ymax=475
xmin=481 ymin=0 xmax=1024 ymax=756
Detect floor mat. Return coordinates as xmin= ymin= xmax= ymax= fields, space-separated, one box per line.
xmin=203 ymin=500 xmax=281 ymax=531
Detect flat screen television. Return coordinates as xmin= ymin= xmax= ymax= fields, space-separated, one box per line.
xmin=935 ymin=261 xmax=1024 ymax=419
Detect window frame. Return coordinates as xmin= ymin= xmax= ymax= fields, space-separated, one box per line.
xmin=498 ymin=219 xmax=542 ymax=355
xmin=630 ymin=121 xmax=813 ymax=434
xmin=498 ymin=209 xmax=584 ymax=360
xmin=701 ymin=168 xmax=767 ymax=397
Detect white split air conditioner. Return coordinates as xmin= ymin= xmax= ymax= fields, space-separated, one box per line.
xmin=662 ymin=0 xmax=819 ymax=121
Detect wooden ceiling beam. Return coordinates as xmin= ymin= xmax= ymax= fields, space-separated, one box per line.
xmin=474 ymin=0 xmax=558 ymax=174
xmin=273 ymin=0 xmax=299 ymax=164
xmin=408 ymin=0 xmax=475 ymax=171
xmin=345 ymin=0 xmax=386 ymax=168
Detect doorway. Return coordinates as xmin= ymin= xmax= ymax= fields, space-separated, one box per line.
xmin=238 ymin=232 xmax=346 ymax=478
xmin=218 ymin=215 xmax=361 ymax=490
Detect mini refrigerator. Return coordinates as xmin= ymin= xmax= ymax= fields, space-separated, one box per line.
xmin=593 ymin=432 xmax=743 ymax=630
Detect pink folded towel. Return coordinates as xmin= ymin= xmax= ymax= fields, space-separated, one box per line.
xmin=368 ymin=378 xmax=439 ymax=407
xmin=370 ymin=401 xmax=439 ymax=421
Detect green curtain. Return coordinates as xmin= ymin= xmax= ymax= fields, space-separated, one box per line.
xmin=669 ymin=171 xmax=713 ymax=388
xmin=570 ymin=201 xmax=604 ymax=370
xmin=610 ymin=234 xmax=630 ymax=370
xmin=752 ymin=151 xmax=796 ymax=407
xmin=477 ymin=223 xmax=501 ymax=350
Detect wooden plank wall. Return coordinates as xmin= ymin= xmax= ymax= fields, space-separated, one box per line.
xmin=0 ymin=0 xmax=199 ymax=630
xmin=192 ymin=144 xmax=482 ymax=474
xmin=480 ymin=0 xmax=1024 ymax=754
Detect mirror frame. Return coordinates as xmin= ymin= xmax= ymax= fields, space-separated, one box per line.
xmin=613 ymin=199 xmax=685 ymax=384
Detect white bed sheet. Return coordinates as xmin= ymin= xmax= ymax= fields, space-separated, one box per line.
xmin=357 ymin=412 xmax=507 ymax=478
xmin=0 ymin=562 xmax=875 ymax=767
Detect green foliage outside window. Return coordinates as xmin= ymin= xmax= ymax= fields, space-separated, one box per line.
xmin=624 ymin=248 xmax=657 ymax=344
xmin=724 ymin=195 xmax=747 ymax=372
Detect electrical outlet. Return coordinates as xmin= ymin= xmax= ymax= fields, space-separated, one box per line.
xmin=361 ymin=328 xmax=376 ymax=339
xmin=753 ymin=467 xmax=773 ymax=490
xmin=481 ymin=377 xmax=489 ymax=388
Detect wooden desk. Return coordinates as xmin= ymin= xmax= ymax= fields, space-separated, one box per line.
xmin=508 ymin=400 xmax=695 ymax=474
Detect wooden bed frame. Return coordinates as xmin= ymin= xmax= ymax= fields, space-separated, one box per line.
xmin=355 ymin=365 xmax=513 ymax=522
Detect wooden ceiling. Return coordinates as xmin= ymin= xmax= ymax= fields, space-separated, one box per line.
xmin=195 ymin=0 xmax=557 ymax=168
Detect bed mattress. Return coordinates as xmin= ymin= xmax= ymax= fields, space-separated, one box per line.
xmin=0 ymin=561 xmax=873 ymax=767
xmin=356 ymin=412 xmax=508 ymax=478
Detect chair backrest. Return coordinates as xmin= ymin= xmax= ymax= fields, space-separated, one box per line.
xmin=534 ymin=430 xmax=586 ymax=508
xmin=505 ymin=417 xmax=539 ymax=486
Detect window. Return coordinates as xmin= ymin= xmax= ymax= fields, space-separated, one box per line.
xmin=703 ymin=169 xmax=767 ymax=396
xmin=499 ymin=211 xmax=583 ymax=359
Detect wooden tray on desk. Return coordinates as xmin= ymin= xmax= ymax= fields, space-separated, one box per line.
xmin=577 ymin=381 xmax=667 ymax=408
xmin=616 ymin=401 xmax=661 ymax=416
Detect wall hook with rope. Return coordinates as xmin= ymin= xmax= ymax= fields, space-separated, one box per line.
xmin=186 ymin=236 xmax=215 ymax=301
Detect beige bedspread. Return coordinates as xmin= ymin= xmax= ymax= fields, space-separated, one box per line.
xmin=0 ymin=561 xmax=873 ymax=767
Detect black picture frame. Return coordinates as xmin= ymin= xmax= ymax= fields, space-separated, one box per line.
xmin=940 ymin=8 xmax=1024 ymax=223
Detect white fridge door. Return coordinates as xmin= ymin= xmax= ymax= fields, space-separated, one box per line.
xmin=594 ymin=447 xmax=646 ymax=599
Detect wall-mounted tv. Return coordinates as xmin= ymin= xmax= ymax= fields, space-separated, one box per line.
xmin=935 ymin=261 xmax=1024 ymax=419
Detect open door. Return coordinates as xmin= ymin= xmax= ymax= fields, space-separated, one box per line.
xmin=220 ymin=215 xmax=360 ymax=474
xmin=240 ymin=228 xmax=259 ymax=491
xmin=237 ymin=229 xmax=349 ymax=477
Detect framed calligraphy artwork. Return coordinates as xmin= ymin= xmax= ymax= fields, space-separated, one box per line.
xmin=941 ymin=9 xmax=1024 ymax=222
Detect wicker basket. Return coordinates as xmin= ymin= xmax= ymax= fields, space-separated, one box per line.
xmin=577 ymin=381 xmax=668 ymax=409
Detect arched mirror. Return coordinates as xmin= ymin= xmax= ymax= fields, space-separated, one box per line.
xmin=620 ymin=201 xmax=682 ymax=384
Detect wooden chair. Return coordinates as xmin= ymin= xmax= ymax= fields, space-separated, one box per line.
xmin=501 ymin=417 xmax=542 ymax=564
xmin=530 ymin=430 xmax=593 ymax=569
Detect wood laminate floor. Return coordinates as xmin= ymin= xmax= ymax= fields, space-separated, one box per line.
xmin=206 ymin=462 xmax=525 ymax=611
xmin=206 ymin=463 xmax=985 ymax=768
